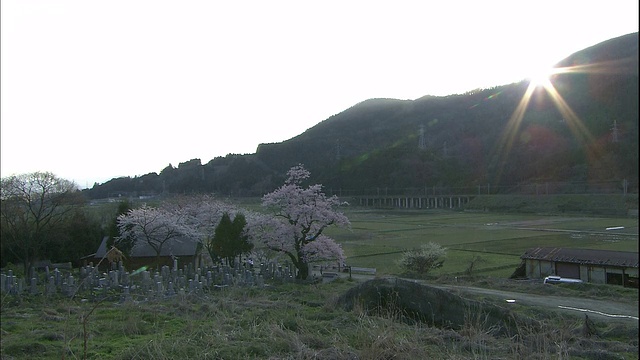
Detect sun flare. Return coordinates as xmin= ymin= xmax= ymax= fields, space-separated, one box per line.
xmin=527 ymin=65 xmax=556 ymax=89
xmin=492 ymin=62 xmax=595 ymax=183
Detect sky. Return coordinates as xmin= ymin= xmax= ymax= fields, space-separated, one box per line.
xmin=1 ymin=1 xmax=638 ymax=189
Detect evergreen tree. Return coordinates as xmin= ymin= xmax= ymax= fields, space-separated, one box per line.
xmin=231 ymin=213 xmax=252 ymax=264
xmin=208 ymin=212 xmax=253 ymax=267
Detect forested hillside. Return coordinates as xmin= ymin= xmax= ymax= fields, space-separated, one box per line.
xmin=85 ymin=33 xmax=638 ymax=199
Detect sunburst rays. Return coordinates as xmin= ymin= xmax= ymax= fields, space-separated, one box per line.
xmin=491 ymin=57 xmax=634 ymax=184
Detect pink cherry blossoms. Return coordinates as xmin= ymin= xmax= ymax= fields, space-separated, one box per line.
xmin=254 ymin=164 xmax=350 ymax=279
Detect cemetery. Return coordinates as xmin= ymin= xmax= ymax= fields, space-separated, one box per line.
xmin=0 ymin=260 xmax=306 ymax=302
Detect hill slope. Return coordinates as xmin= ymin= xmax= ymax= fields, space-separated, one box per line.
xmin=85 ymin=33 xmax=638 ymax=199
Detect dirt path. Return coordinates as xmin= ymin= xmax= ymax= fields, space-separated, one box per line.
xmin=431 ymin=284 xmax=639 ymax=324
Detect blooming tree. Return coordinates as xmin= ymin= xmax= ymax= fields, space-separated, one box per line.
xmin=166 ymin=195 xmax=233 ymax=238
xmin=397 ymin=242 xmax=447 ymax=275
xmin=117 ymin=195 xmax=254 ymax=268
xmin=251 ymin=164 xmax=350 ymax=280
xmin=116 ymin=203 xmax=198 ymax=268
xmin=173 ymin=195 xmax=254 ymax=266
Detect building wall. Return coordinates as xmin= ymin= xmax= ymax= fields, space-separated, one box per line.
xmin=586 ymin=266 xmax=606 ymax=284
xmin=526 ymin=259 xmax=637 ymax=287
xmin=525 ymin=259 xmax=539 ymax=278
xmin=555 ymin=262 xmax=580 ymax=278
xmin=580 ymin=266 xmax=588 ymax=281
xmin=525 ymin=259 xmax=554 ymax=278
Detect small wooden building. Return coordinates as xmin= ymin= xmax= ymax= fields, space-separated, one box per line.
xmin=94 ymin=236 xmax=204 ymax=270
xmin=521 ymin=247 xmax=639 ymax=287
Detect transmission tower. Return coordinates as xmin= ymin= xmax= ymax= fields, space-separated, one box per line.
xmin=418 ymin=124 xmax=426 ymax=150
xmin=611 ymin=120 xmax=619 ymax=143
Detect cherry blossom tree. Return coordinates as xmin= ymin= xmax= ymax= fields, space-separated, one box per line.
xmin=116 ymin=203 xmax=198 ymax=268
xmin=174 ymin=195 xmax=252 ymax=266
xmin=251 ymin=164 xmax=350 ymax=280
xmin=397 ymin=242 xmax=447 ymax=275
xmin=117 ymin=195 xmax=252 ymax=268
xmin=166 ymin=195 xmax=231 ymax=238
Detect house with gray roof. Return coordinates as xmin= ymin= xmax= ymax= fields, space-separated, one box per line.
xmin=94 ymin=236 xmax=204 ymax=270
xmin=521 ymin=247 xmax=639 ymax=287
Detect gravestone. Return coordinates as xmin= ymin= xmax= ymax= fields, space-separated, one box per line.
xmin=30 ymin=277 xmax=38 ymax=295
xmin=46 ymin=276 xmax=55 ymax=296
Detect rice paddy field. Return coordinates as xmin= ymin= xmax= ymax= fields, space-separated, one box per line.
xmin=325 ymin=209 xmax=639 ymax=277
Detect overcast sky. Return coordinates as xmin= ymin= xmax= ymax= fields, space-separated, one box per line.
xmin=1 ymin=1 xmax=638 ymax=188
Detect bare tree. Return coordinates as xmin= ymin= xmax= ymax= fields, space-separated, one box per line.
xmin=0 ymin=172 xmax=80 ymax=272
xmin=464 ymin=255 xmax=486 ymax=276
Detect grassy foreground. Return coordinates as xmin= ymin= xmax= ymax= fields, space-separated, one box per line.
xmin=1 ymin=277 xmax=638 ymax=359
xmin=2 ymin=203 xmax=637 ymax=359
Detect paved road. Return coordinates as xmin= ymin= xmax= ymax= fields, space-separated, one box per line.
xmin=324 ymin=272 xmax=639 ymax=324
xmin=433 ymin=283 xmax=639 ymax=324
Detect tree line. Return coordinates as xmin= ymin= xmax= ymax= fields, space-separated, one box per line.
xmin=0 ymin=172 xmax=104 ymax=273
xmin=1 ymin=166 xmax=351 ymax=280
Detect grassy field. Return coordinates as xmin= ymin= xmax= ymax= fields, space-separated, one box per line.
xmin=2 ymin=203 xmax=638 ymax=359
xmin=1 ymin=278 xmax=637 ymax=359
xmin=326 ymin=208 xmax=639 ymax=277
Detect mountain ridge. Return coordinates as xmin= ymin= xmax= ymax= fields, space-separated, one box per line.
xmin=85 ymin=32 xmax=639 ymax=199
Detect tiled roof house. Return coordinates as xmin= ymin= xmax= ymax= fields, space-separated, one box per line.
xmin=521 ymin=247 xmax=639 ymax=287
xmin=94 ymin=236 xmax=203 ymax=270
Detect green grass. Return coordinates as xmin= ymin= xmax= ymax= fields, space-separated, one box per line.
xmin=326 ymin=209 xmax=639 ymax=276
xmin=2 ymin=278 xmax=637 ymax=359
xmin=2 ymin=201 xmax=638 ymax=358
xmin=465 ymin=194 xmax=637 ymax=216
xmin=232 ymin=197 xmax=638 ymax=276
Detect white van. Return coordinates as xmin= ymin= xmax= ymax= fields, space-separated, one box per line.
xmin=543 ymin=275 xmax=583 ymax=284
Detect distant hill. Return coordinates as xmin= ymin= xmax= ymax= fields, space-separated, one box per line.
xmin=85 ymin=33 xmax=638 ymax=199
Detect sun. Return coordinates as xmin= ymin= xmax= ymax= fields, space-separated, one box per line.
xmin=526 ymin=65 xmax=556 ymax=89
xmin=492 ymin=61 xmax=592 ymax=183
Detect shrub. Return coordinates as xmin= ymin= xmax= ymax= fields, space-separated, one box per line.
xmin=397 ymin=242 xmax=446 ymax=274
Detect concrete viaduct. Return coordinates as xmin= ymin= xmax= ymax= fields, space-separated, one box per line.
xmin=354 ymin=195 xmax=473 ymax=209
